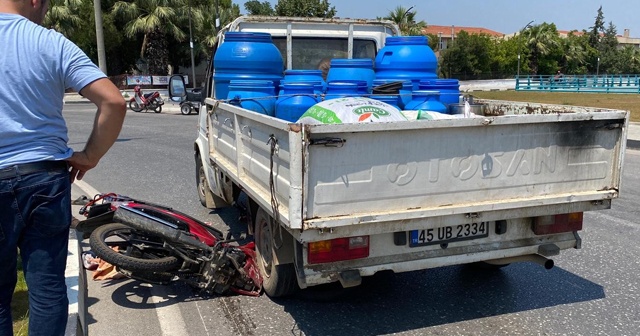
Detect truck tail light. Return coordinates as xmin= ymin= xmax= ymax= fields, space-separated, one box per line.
xmin=533 ymin=212 xmax=583 ymax=235
xmin=307 ymin=236 xmax=370 ymax=264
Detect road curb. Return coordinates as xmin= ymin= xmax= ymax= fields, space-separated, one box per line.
xmin=66 ymin=182 xmax=98 ymax=336
xmin=64 ymin=229 xmax=80 ymax=336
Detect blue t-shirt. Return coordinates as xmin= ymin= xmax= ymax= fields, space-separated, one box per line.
xmin=0 ymin=13 xmax=106 ymax=169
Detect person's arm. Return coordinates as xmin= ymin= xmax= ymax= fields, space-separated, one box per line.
xmin=66 ymin=78 xmax=126 ymax=182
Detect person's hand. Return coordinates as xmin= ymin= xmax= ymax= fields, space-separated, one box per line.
xmin=66 ymin=151 xmax=98 ymax=183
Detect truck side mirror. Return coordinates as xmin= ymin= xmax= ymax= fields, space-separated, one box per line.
xmin=168 ymin=75 xmax=187 ymax=102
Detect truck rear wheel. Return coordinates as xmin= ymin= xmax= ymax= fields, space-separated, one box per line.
xmin=254 ymin=207 xmax=297 ymax=297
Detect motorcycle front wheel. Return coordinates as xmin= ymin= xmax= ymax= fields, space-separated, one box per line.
xmin=90 ymin=223 xmax=181 ymax=272
xmin=129 ymin=100 xmax=143 ymax=112
xmin=153 ymin=104 xmax=162 ymax=113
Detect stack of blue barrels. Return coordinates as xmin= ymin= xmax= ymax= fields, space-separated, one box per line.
xmin=374 ymin=35 xmax=459 ymax=114
xmin=213 ymin=32 xmax=283 ymax=115
xmin=211 ymin=31 xmax=463 ymax=121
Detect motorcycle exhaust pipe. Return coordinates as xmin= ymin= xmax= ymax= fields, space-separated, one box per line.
xmin=113 ymin=206 xmax=212 ymax=251
xmin=484 ymin=254 xmax=554 ymax=270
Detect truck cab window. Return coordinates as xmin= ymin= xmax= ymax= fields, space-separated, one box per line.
xmin=272 ymin=37 xmax=376 ymax=70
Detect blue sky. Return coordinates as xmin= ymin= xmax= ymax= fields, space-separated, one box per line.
xmin=235 ymin=0 xmax=640 ymax=37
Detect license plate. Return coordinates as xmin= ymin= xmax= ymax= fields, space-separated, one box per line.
xmin=409 ymin=222 xmax=490 ymax=247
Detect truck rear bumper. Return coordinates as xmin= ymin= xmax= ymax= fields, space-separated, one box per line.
xmin=299 ymin=232 xmax=578 ymax=287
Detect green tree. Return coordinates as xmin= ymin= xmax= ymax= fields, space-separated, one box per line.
xmin=244 ymin=0 xmax=274 ymax=15
xmin=588 ymin=6 xmax=604 ymax=49
xmin=274 ymin=0 xmax=336 ymax=18
xmin=384 ymin=6 xmax=426 ymax=36
xmin=522 ymin=23 xmax=561 ymax=75
xmin=617 ymin=46 xmax=640 ymax=74
xmin=111 ymin=0 xmax=189 ymax=75
xmin=197 ymin=1 xmax=240 ymax=55
xmin=440 ymin=31 xmax=494 ymax=79
xmin=598 ymin=21 xmax=620 ymax=74
xmin=167 ymin=0 xmax=240 ymax=74
xmin=426 ymin=33 xmax=440 ymax=51
xmin=55 ymin=0 xmax=140 ymax=76
xmin=560 ymin=32 xmax=590 ymax=74
xmin=492 ymin=37 xmax=520 ymax=78
xmin=43 ymin=0 xmax=82 ymax=36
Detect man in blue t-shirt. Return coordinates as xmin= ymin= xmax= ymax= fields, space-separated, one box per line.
xmin=0 ymin=0 xmax=126 ymax=334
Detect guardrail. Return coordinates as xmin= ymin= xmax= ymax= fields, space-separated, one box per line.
xmin=516 ymin=74 xmax=640 ymax=93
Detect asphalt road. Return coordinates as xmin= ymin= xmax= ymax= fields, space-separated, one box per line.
xmin=65 ymin=103 xmax=640 ymax=336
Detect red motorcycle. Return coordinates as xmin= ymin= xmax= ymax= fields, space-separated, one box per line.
xmin=75 ymin=193 xmax=262 ymax=296
xmin=129 ymin=86 xmax=164 ymax=113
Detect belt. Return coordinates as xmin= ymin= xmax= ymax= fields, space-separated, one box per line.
xmin=0 ymin=160 xmax=68 ymax=180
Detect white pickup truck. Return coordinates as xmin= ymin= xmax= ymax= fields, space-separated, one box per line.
xmin=181 ymin=16 xmax=629 ymax=297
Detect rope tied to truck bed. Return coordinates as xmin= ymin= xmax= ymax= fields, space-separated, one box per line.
xmin=267 ymin=134 xmax=283 ymax=249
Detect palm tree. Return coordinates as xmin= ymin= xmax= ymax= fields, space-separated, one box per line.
xmin=43 ymin=0 xmax=82 ymax=36
xmin=560 ymin=32 xmax=589 ymax=74
xmin=112 ymin=0 xmax=189 ymax=74
xmin=523 ymin=23 xmax=560 ymax=75
xmin=384 ymin=6 xmax=426 ymax=36
xmin=199 ymin=3 xmax=240 ymax=52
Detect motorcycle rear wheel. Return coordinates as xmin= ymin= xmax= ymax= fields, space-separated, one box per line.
xmin=129 ymin=100 xmax=143 ymax=112
xmin=90 ymin=223 xmax=182 ymax=272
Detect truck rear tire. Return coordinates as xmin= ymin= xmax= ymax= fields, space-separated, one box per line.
xmin=254 ymin=207 xmax=298 ymax=297
xmin=195 ymin=154 xmax=229 ymax=208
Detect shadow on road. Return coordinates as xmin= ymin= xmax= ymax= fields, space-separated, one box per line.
xmin=277 ymin=263 xmax=604 ymax=335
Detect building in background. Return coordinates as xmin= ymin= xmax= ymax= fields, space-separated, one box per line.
xmin=422 ymin=25 xmax=505 ymax=51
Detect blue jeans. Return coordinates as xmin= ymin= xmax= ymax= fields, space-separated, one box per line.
xmin=0 ymin=163 xmax=71 ymax=336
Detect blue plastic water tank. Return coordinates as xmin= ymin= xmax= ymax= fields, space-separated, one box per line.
xmin=404 ymin=90 xmax=448 ymax=114
xmin=332 ymin=79 xmax=369 ymax=94
xmin=324 ymin=82 xmax=361 ymax=101
xmin=213 ymin=32 xmax=283 ymax=100
xmin=326 ymin=59 xmax=375 ymax=92
xmin=276 ymin=83 xmax=319 ymax=122
xmin=375 ymin=36 xmax=438 ymax=90
xmin=283 ymin=70 xmax=327 ymax=93
xmin=418 ymin=79 xmax=460 ymax=106
xmin=227 ymin=80 xmax=276 ymax=116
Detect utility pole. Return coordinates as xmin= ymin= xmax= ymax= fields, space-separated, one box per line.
xmin=93 ymin=0 xmax=107 ymax=74
xmin=188 ymin=0 xmax=196 ymax=88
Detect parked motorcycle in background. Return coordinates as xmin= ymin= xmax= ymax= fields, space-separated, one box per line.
xmin=129 ymin=85 xmax=164 ymax=113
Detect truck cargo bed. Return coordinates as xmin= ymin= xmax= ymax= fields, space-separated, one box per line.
xmin=205 ymin=98 xmax=627 ymax=241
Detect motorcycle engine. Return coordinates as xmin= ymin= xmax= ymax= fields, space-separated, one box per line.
xmin=201 ymin=258 xmax=235 ymax=295
xmin=200 ymin=249 xmax=247 ymax=295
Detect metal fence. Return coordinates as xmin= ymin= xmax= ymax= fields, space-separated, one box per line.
xmin=516 ymin=75 xmax=640 ymax=93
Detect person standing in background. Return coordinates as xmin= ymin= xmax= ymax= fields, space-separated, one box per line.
xmin=0 ymin=0 xmax=126 ymax=334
